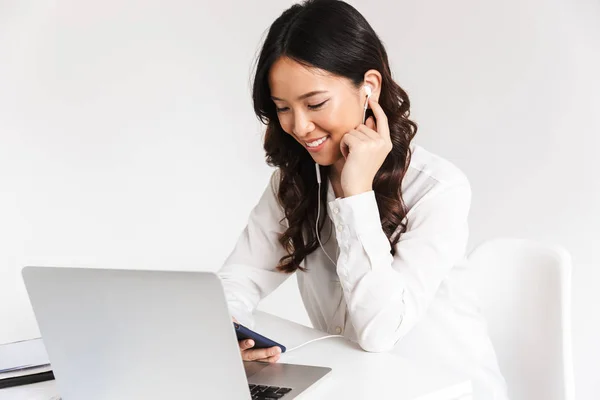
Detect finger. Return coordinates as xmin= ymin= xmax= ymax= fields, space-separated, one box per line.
xmin=243 ymin=346 xmax=281 ymax=361
xmin=368 ymin=97 xmax=390 ymax=139
xmin=340 ymin=141 xmax=349 ymax=160
xmin=340 ymin=132 xmax=363 ymax=159
xmin=355 ymin=120 xmax=378 ymax=140
xmin=365 ymin=116 xmax=376 ymax=131
xmin=347 ymin=129 xmax=370 ymax=141
xmin=253 ymin=346 xmax=281 ymax=360
xmin=239 ymin=339 xmax=254 ymax=350
xmin=348 ymin=129 xmax=375 ymax=144
xmin=256 ymin=354 xmax=281 ymax=363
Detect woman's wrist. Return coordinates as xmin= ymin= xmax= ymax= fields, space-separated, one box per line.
xmin=342 ymin=185 xmax=373 ymax=198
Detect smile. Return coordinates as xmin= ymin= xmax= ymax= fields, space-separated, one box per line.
xmin=306 ymin=136 xmax=329 ymax=148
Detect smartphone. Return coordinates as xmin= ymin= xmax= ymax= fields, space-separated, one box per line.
xmin=233 ymin=322 xmax=286 ymax=353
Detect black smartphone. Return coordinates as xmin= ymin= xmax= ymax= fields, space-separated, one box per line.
xmin=233 ymin=322 xmax=286 ymax=353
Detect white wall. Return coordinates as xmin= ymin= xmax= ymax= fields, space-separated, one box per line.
xmin=1 ymin=0 xmax=598 ymax=398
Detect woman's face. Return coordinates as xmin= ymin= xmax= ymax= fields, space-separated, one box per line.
xmin=268 ymin=57 xmax=366 ymax=166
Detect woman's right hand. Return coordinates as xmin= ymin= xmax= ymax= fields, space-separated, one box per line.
xmin=238 ymin=339 xmax=282 ymax=363
xmin=233 ymin=317 xmax=281 ymax=363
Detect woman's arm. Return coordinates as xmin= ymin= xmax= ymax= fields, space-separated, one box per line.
xmin=217 ymin=170 xmax=291 ymax=329
xmin=329 ymin=179 xmax=472 ymax=352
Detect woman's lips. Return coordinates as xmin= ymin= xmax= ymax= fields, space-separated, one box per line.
xmin=305 ymin=136 xmax=329 ymax=152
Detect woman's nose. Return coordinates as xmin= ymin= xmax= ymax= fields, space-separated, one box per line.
xmin=292 ymin=112 xmax=314 ymax=138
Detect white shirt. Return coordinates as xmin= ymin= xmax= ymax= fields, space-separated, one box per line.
xmin=217 ymin=144 xmax=509 ymax=400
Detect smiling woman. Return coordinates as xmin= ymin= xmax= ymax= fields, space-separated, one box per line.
xmin=268 ymin=58 xmax=382 ymax=166
xmin=253 ymin=7 xmax=417 ymax=273
xmin=217 ymin=1 xmax=510 ymax=399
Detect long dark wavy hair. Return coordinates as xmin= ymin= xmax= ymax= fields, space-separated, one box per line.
xmin=252 ymin=0 xmax=417 ymax=273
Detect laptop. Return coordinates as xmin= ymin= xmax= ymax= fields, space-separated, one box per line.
xmin=21 ymin=266 xmax=332 ymax=399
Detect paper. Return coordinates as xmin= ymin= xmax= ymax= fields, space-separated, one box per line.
xmin=0 ymin=338 xmax=50 ymax=373
xmin=0 ymin=364 xmax=52 ymax=380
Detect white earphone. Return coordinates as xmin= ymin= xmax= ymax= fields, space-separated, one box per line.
xmin=362 ymin=84 xmax=372 ymax=125
xmin=314 ymin=165 xmax=337 ymax=267
xmin=313 ymin=84 xmax=373 ymax=267
xmin=364 ymin=84 xmax=372 ymax=100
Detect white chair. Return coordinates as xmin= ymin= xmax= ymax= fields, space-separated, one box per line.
xmin=467 ymin=238 xmax=575 ymax=400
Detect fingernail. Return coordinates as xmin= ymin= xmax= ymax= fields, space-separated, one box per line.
xmin=247 ymin=340 xmax=254 ymax=346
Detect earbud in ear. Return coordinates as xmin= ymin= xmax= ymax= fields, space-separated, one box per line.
xmin=363 ymin=85 xmax=372 ymax=117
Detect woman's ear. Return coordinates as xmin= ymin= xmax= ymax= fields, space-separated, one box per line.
xmin=363 ymin=69 xmax=382 ymax=102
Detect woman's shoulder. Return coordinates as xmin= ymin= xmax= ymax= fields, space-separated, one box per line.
xmin=402 ymin=143 xmax=471 ymax=211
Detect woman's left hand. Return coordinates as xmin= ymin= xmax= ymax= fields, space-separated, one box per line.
xmin=339 ymin=97 xmax=393 ymax=197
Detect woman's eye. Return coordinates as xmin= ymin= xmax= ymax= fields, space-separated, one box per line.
xmin=275 ymin=99 xmax=328 ymax=113
xmin=308 ymin=100 xmax=328 ymax=110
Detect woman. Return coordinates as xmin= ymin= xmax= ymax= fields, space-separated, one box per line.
xmin=217 ymin=1 xmax=509 ymax=398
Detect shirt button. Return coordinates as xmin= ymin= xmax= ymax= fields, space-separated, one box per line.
xmin=335 ymin=326 xmax=343 ymax=334
xmin=337 ymin=224 xmax=344 ymax=232
xmin=333 ymin=207 xmax=339 ymax=214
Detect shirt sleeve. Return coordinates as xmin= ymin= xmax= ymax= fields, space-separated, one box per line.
xmin=328 ymin=179 xmax=472 ymax=352
xmin=216 ymin=170 xmax=291 ymax=329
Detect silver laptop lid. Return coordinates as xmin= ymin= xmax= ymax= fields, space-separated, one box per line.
xmin=22 ymin=267 xmax=251 ymax=400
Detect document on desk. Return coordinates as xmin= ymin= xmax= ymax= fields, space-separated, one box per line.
xmin=0 ymin=338 xmax=50 ymax=373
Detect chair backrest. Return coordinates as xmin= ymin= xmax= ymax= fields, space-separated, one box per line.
xmin=467 ymin=238 xmax=575 ymax=400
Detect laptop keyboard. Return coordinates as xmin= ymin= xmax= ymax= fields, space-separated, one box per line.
xmin=249 ymin=384 xmax=293 ymax=399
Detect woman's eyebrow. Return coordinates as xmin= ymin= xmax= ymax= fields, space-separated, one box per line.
xmin=271 ymin=90 xmax=329 ymax=101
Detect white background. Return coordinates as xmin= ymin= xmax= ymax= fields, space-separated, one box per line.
xmin=1 ymin=0 xmax=598 ymax=397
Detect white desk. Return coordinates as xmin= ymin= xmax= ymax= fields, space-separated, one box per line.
xmin=0 ymin=312 xmax=472 ymax=400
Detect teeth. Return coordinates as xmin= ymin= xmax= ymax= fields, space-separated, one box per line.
xmin=306 ymin=137 xmax=327 ymax=147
